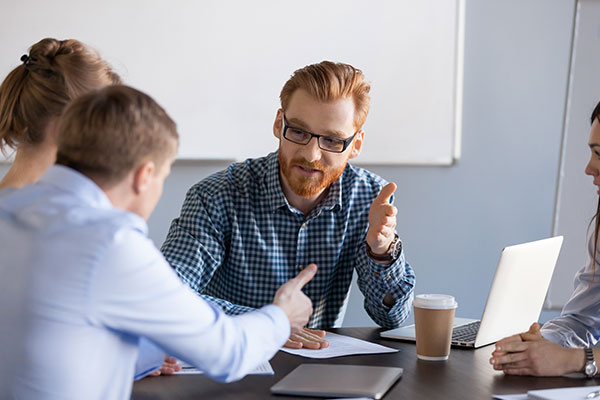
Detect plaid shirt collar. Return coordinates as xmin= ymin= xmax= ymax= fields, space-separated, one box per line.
xmin=264 ymin=151 xmax=343 ymax=214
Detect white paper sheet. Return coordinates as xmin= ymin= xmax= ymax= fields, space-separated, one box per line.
xmin=280 ymin=332 xmax=398 ymax=359
xmin=173 ymin=360 xmax=274 ymax=375
xmin=493 ymin=385 xmax=600 ymax=400
xmin=527 ymin=385 xmax=600 ymax=400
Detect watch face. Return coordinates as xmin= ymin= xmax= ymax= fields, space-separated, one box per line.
xmin=585 ymin=362 xmax=598 ymax=377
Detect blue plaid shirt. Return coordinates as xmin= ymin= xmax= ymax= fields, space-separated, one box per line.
xmin=161 ymin=151 xmax=415 ymax=329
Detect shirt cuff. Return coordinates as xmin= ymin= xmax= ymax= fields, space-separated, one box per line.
xmin=367 ymin=252 xmax=407 ymax=292
xmin=134 ymin=337 xmax=165 ymax=380
xmin=259 ymin=304 xmax=291 ymax=346
xmin=540 ymin=324 xmax=588 ymax=348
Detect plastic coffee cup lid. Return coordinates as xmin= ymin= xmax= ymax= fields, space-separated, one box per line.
xmin=413 ymin=294 xmax=458 ymax=309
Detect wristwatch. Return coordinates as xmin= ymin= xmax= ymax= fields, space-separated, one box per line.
xmin=366 ymin=234 xmax=402 ymax=263
xmin=584 ymin=347 xmax=597 ymax=378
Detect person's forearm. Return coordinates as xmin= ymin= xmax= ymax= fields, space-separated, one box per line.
xmin=565 ymin=348 xmax=600 ymax=375
xmin=567 ymin=348 xmax=587 ymax=374
xmin=200 ymin=293 xmax=255 ymax=315
xmin=358 ymin=255 xmax=415 ymax=327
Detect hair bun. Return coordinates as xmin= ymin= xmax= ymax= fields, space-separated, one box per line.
xmin=29 ymin=38 xmax=63 ymax=61
xmin=0 ymin=37 xmax=120 ymax=153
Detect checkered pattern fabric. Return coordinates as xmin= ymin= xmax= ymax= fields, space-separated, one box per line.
xmin=161 ymin=151 xmax=415 ymax=329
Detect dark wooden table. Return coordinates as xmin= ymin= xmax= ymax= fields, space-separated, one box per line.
xmin=132 ymin=327 xmax=600 ymax=399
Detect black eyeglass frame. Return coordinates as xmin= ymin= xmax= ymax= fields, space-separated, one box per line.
xmin=282 ymin=114 xmax=359 ymax=153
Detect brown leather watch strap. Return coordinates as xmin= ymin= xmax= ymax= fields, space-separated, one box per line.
xmin=366 ymin=234 xmax=400 ymax=262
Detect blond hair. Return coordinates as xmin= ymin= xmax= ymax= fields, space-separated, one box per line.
xmin=56 ymin=85 xmax=178 ymax=186
xmin=0 ymin=38 xmax=120 ymax=154
xmin=279 ymin=61 xmax=371 ymax=129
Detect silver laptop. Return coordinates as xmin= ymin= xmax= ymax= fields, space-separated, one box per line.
xmin=271 ymin=364 xmax=403 ymax=399
xmin=381 ymin=236 xmax=563 ymax=349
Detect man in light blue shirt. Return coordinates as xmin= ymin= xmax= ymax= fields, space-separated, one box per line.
xmin=0 ymin=85 xmax=316 ymax=399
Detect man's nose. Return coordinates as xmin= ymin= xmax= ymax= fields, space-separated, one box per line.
xmin=302 ymin=136 xmax=322 ymax=161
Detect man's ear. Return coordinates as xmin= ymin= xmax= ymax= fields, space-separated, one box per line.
xmin=349 ymin=130 xmax=364 ymax=159
xmin=273 ymin=109 xmax=283 ymax=139
xmin=132 ymin=160 xmax=155 ymax=194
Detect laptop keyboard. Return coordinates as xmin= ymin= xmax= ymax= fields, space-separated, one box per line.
xmin=451 ymin=320 xmax=480 ymax=343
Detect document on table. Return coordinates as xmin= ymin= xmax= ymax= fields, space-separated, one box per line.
xmin=174 ymin=360 xmax=274 ymax=375
xmin=280 ymin=332 xmax=398 ymax=359
xmin=493 ymin=385 xmax=600 ymax=400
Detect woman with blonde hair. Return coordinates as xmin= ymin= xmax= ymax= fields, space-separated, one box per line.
xmin=0 ymin=37 xmax=120 ymax=189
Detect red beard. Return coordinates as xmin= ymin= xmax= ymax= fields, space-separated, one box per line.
xmin=279 ymin=152 xmax=348 ymax=198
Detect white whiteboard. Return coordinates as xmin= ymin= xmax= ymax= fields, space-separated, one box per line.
xmin=0 ymin=0 xmax=463 ymax=165
xmin=549 ymin=0 xmax=600 ymax=308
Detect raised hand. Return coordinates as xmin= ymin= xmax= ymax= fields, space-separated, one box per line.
xmin=366 ymin=182 xmax=398 ymax=255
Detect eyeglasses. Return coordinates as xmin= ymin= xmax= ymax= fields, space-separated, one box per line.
xmin=282 ymin=114 xmax=358 ymax=153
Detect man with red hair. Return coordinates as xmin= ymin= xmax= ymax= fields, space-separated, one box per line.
xmin=162 ymin=61 xmax=415 ymax=348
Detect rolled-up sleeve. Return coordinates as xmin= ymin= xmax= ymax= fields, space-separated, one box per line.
xmin=541 ymin=236 xmax=600 ymax=347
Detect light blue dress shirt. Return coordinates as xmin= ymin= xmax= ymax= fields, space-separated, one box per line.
xmin=0 ymin=165 xmax=290 ymax=400
xmin=541 ymin=235 xmax=600 ymax=347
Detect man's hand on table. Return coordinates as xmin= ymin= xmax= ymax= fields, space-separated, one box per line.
xmin=284 ymin=327 xmax=330 ymax=349
xmin=148 ymin=355 xmax=182 ymax=377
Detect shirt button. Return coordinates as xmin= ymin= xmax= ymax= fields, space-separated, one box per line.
xmin=298 ymin=265 xmax=304 ymax=271
xmin=374 ymin=272 xmax=379 ymax=278
xmin=385 ymin=275 xmax=391 ymax=281
xmin=301 ymin=223 xmax=307 ymax=229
